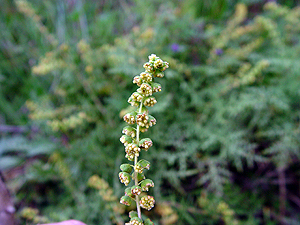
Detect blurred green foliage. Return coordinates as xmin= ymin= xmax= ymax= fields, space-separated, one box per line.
xmin=1 ymin=0 xmax=300 ymax=224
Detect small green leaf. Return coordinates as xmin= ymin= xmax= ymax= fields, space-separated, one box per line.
xmin=129 ymin=211 xmax=138 ymax=218
xmin=120 ymin=195 xmax=132 ymax=206
xmin=144 ymin=218 xmax=154 ymax=225
xmin=120 ymin=164 xmax=133 ymax=173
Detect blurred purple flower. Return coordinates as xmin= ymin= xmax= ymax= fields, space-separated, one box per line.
xmin=170 ymin=43 xmax=180 ymax=52
xmin=215 ymin=48 xmax=223 ymax=56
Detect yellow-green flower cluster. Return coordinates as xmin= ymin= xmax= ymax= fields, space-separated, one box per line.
xmin=88 ymin=175 xmax=125 ymax=224
xmin=140 ymin=195 xmax=156 ymax=211
xmin=15 ymin=0 xmax=58 ymax=46
xmin=119 ymin=54 xmax=168 ymax=225
xmin=20 ymin=207 xmax=50 ymax=224
xmin=125 ymin=143 xmax=141 ymax=161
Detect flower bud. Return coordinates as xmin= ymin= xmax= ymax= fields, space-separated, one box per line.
xmin=140 ymin=72 xmax=152 ymax=82
xmin=122 ymin=126 xmax=136 ymax=138
xmin=128 ymin=92 xmax=143 ymax=107
xmin=124 ymin=112 xmax=137 ymax=125
xmin=120 ymin=164 xmax=133 ymax=173
xmin=139 ymin=138 xmax=153 ymax=151
xmin=152 ymin=82 xmax=162 ymax=93
xmin=133 ymin=75 xmax=142 ymax=86
xmin=137 ymin=159 xmax=150 ymax=170
xmin=143 ymin=62 xmax=154 ymax=73
xmin=162 ymin=62 xmax=169 ymax=71
xmin=154 ymin=72 xmax=164 ymax=78
xmin=131 ymin=185 xmax=142 ymax=196
xmin=153 ymin=59 xmax=163 ymax=69
xmin=125 ymin=187 xmax=134 ymax=198
xmin=120 ymin=195 xmax=132 ymax=206
xmin=140 ymin=179 xmax=154 ymax=191
xmin=128 ymin=99 xmax=139 ymax=107
xmin=140 ymin=127 xmax=148 ymax=133
xmin=130 ymin=217 xmax=143 ymax=225
xmin=119 ymin=172 xmax=131 ymax=186
xmin=134 ymin=163 xmax=144 ymax=173
xmin=120 ymin=135 xmax=133 ymax=146
xmin=140 ymin=195 xmax=155 ymax=211
xmin=148 ymin=54 xmax=157 ymax=61
xmin=147 ymin=115 xmax=156 ymax=127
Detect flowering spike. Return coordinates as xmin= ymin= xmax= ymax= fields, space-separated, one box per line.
xmin=119 ymin=54 xmax=169 ymax=223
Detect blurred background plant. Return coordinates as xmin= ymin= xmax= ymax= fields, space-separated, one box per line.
xmin=1 ymin=0 xmax=300 ymax=224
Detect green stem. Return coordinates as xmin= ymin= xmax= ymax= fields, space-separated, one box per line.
xmin=135 ymin=102 xmax=143 ymax=219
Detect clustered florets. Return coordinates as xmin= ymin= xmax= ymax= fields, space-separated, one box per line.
xmin=131 ymin=185 xmax=142 ymax=196
xmin=145 ymin=54 xmax=169 ymax=76
xmin=124 ymin=112 xmax=136 ymax=124
xmin=136 ymin=113 xmax=149 ymax=127
xmin=140 ymin=179 xmax=154 ymax=191
xmin=120 ymin=195 xmax=132 ymax=206
xmin=133 ymin=76 xmax=142 ymax=86
xmin=140 ymin=196 xmax=155 ymax=211
xmin=143 ymin=97 xmax=157 ymax=107
xmin=139 ymin=138 xmax=153 ymax=151
xmin=119 ymin=172 xmax=131 ymax=186
xmin=134 ymin=164 xmax=144 ymax=173
xmin=152 ymin=83 xmax=161 ymax=93
xmin=137 ymin=83 xmax=153 ymax=96
xmin=128 ymin=92 xmax=143 ymax=107
xmin=119 ymin=54 xmax=168 ymax=224
xmin=122 ymin=126 xmax=136 ymax=138
xmin=125 ymin=143 xmax=141 ymax=161
xmin=120 ymin=135 xmax=133 ymax=146
xmin=128 ymin=218 xmax=143 ymax=225
xmin=140 ymin=72 xmax=153 ymax=82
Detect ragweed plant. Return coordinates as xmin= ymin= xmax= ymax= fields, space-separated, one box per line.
xmin=119 ymin=54 xmax=169 ymax=225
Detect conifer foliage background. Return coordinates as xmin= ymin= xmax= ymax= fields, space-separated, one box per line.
xmin=0 ymin=0 xmax=300 ymax=224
